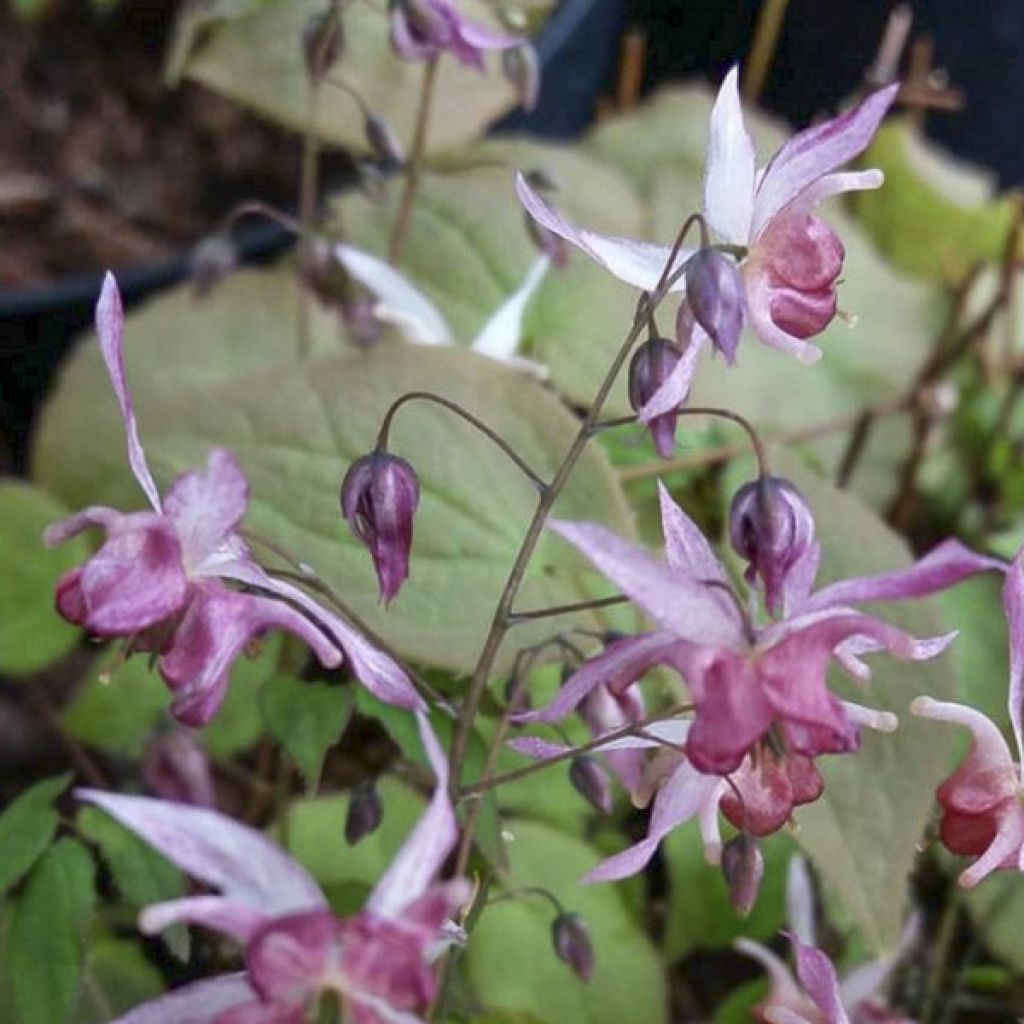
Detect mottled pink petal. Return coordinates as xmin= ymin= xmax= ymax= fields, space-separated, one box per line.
xmin=164 ymin=450 xmax=250 ymax=572
xmin=108 ymin=974 xmax=256 ymax=1024
xmin=804 ymin=539 xmax=1004 ymax=613
xmin=76 ymin=515 xmax=188 ymax=635
xmin=752 ymin=84 xmax=899 ymax=236
xmin=368 ymin=713 xmax=459 ymax=917
xmin=140 ymin=896 xmax=268 ymax=945
xmin=790 ymin=938 xmax=852 ymax=1024
xmin=160 ymin=582 xmax=342 ymax=727
xmin=686 ymin=653 xmax=777 ymax=774
xmin=96 ymin=273 xmax=162 ymax=512
xmin=220 ymin=564 xmax=423 ymax=711
xmin=515 ymin=172 xmax=691 ymax=292
xmin=768 ymin=285 xmax=838 ymax=340
xmin=42 ymin=505 xmax=121 ymax=547
xmin=76 ymin=790 xmax=326 ymax=916
xmin=657 ymin=481 xmax=728 ymax=583
xmin=704 ymin=66 xmax=756 ymax=245
xmin=1003 ymin=546 xmax=1024 ymax=768
xmin=514 ymin=631 xmax=683 ymax=724
xmin=584 ymin=762 xmax=724 ymax=882
xmin=549 ymin=520 xmax=746 ymax=648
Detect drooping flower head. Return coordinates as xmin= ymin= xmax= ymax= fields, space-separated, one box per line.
xmin=910 ymin=545 xmax=1024 ymax=888
xmin=511 ymin=482 xmax=1000 ymax=879
xmin=80 ymin=713 xmax=467 ymax=1024
xmin=44 ymin=273 xmax=422 ymax=725
xmin=515 ymin=68 xmax=899 ymax=440
xmin=390 ymin=0 xmax=524 ymax=69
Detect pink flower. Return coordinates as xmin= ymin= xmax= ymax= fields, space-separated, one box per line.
xmin=910 ymin=546 xmax=1024 ymax=888
xmin=79 ymin=713 xmax=468 ymax=1024
xmin=44 ymin=273 xmax=421 ymax=725
xmin=520 ymin=482 xmax=995 ymax=775
xmin=390 ymin=0 xmax=524 ymax=68
xmin=737 ymin=859 xmax=918 ymax=1024
xmin=516 ymin=68 xmax=898 ymax=426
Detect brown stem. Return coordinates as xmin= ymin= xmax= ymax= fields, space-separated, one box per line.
xmin=507 ymin=594 xmax=629 ymax=625
xmin=388 ymin=57 xmax=439 ymax=265
xmin=458 ymin=703 xmax=692 ymax=799
xmin=375 ymin=391 xmax=547 ymax=491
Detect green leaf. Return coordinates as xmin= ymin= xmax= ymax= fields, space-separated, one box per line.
xmin=77 ymin=807 xmax=188 ymax=960
xmin=260 ymin=674 xmax=352 ymax=787
xmin=183 ymin=0 xmax=518 ymax=153
xmin=964 ymin=874 xmax=1024 ymax=974
xmin=0 ymin=774 xmax=72 ymax=896
xmin=851 ymin=120 xmax=1018 ymax=280
xmin=712 ymin=979 xmax=770 ymax=1024
xmin=164 ymin=0 xmax=266 ymax=85
xmin=662 ymin=828 xmax=794 ymax=962
xmin=63 ymin=635 xmax=280 ymax=760
xmin=33 ymin=275 xmax=635 ymax=677
xmin=71 ymin=937 xmax=166 ymax=1024
xmin=10 ymin=838 xmax=96 ymax=1024
xmin=465 ymin=819 xmax=667 ymax=1024
xmin=756 ymin=455 xmax=958 ymax=952
xmin=0 ymin=482 xmax=89 ymax=676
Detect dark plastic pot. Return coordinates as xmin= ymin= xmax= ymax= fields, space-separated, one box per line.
xmin=0 ymin=0 xmax=623 ymax=472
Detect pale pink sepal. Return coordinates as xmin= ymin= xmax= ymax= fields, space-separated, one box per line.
xmin=96 ymin=273 xmax=162 ymax=513
xmin=1003 ymin=545 xmax=1024 ymax=768
xmin=657 ymin=480 xmax=727 ymax=582
xmin=108 ymin=974 xmax=256 ymax=1024
xmin=76 ymin=790 xmax=326 ymax=917
xmin=704 ymin=67 xmax=756 ymax=245
xmin=790 ymin=937 xmax=852 ymax=1024
xmin=140 ymin=895 xmax=268 ymax=944
xmin=515 ymin=172 xmax=691 ymax=292
xmin=752 ymin=83 xmax=900 ymax=236
xmin=367 ymin=712 xmax=461 ymax=918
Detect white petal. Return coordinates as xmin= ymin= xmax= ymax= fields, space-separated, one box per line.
xmin=471 ymin=257 xmax=549 ymax=361
xmin=704 ymin=67 xmax=756 ymax=244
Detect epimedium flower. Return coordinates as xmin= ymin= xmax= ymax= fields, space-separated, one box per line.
xmin=518 ymin=481 xmax=997 ymax=776
xmin=79 ymin=712 xmax=469 ymax=1024
xmin=390 ymin=0 xmax=524 ymax=69
xmin=737 ymin=859 xmax=918 ymax=1024
xmin=515 ymin=68 xmax=899 ymax=425
xmin=44 ymin=273 xmax=423 ymax=725
xmin=910 ymin=545 xmax=1024 ymax=888
xmin=334 ymin=243 xmax=551 ymax=377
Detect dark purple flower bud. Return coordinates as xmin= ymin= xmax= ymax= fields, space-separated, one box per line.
xmin=729 ymin=475 xmax=816 ymax=616
xmin=504 ymin=673 xmax=531 ymax=714
xmin=502 ymin=43 xmax=540 ymax=111
xmin=303 ymin=9 xmax=344 ymax=82
xmin=188 ymin=235 xmax=237 ymax=299
xmin=142 ymin=728 xmax=216 ymax=809
xmin=345 ymin=779 xmax=384 ymax=845
xmin=686 ymin=248 xmax=744 ymax=364
xmin=628 ymin=337 xmax=683 ymax=460
xmin=340 ymin=452 xmax=420 ymax=604
xmin=552 ymin=912 xmax=594 ymax=982
xmin=568 ymin=755 xmax=613 ymax=815
xmin=365 ymin=114 xmax=405 ymax=168
xmin=721 ymin=832 xmax=764 ymax=916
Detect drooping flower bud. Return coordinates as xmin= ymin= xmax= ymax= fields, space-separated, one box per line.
xmin=142 ymin=728 xmax=217 ymax=809
xmin=390 ymin=0 xmax=452 ymax=61
xmin=551 ymin=912 xmax=594 ymax=982
xmin=686 ymin=248 xmax=743 ymax=364
xmin=340 ymin=452 xmax=420 ymax=604
xmin=342 ymin=293 xmax=384 ymax=348
xmin=729 ymin=475 xmax=816 ymax=616
xmin=502 ymin=42 xmax=540 ymax=111
xmin=568 ymin=755 xmax=613 ymax=815
xmin=721 ymin=832 xmax=764 ymax=916
xmin=628 ymin=338 xmax=683 ymax=459
xmin=303 ymin=9 xmax=344 ymax=82
xmin=188 ymin=234 xmax=238 ymax=299
xmin=503 ymin=673 xmax=531 ymax=714
xmin=345 ymin=779 xmax=384 ymax=845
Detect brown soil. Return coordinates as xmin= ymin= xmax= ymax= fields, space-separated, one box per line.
xmin=0 ymin=0 xmax=301 ymax=289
